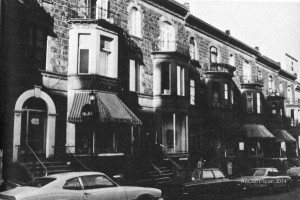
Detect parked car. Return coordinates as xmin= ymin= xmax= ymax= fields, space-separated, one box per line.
xmin=234 ymin=168 xmax=291 ymax=193
xmin=161 ymin=168 xmax=237 ymax=198
xmin=286 ymin=167 xmax=300 ymax=186
xmin=0 ymin=171 xmax=163 ymax=200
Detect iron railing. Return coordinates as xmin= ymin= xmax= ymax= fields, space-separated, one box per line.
xmin=286 ymin=98 xmax=300 ymax=105
xmin=240 ymin=76 xmax=264 ymax=86
xmin=17 ymin=145 xmax=48 ymax=176
xmin=203 ymin=63 xmax=235 ymax=74
xmin=65 ymin=146 xmax=92 ymax=171
xmin=68 ymin=5 xmax=109 ymax=20
xmin=266 ymin=89 xmax=285 ymax=97
xmin=152 ymin=40 xmax=189 ymax=56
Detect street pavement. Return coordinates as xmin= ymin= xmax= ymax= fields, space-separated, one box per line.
xmin=167 ymin=185 xmax=300 ymax=200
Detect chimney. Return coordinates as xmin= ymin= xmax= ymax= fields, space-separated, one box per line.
xmin=255 ymin=46 xmax=260 ymax=52
xmin=184 ymin=3 xmax=190 ymax=10
xmin=225 ymin=30 xmax=231 ymax=35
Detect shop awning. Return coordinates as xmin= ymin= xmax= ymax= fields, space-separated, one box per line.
xmin=68 ymin=92 xmax=142 ymax=126
xmin=271 ymin=130 xmax=296 ymax=142
xmin=243 ymin=124 xmax=274 ymax=138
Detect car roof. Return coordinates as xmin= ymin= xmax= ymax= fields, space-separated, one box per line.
xmin=249 ymin=168 xmax=277 ymax=170
xmin=45 ymin=171 xmax=105 ymax=180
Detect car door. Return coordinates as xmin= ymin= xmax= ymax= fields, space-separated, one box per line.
xmin=201 ymin=170 xmax=215 ymax=193
xmin=80 ymin=175 xmax=127 ymax=200
xmin=52 ymin=177 xmax=84 ymax=200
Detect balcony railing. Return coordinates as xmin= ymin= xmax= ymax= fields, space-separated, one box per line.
xmin=68 ymin=5 xmax=108 ymax=19
xmin=152 ymin=40 xmax=189 ymax=56
xmin=266 ymin=89 xmax=285 ymax=97
xmin=203 ymin=63 xmax=235 ymax=75
xmin=286 ymin=98 xmax=300 ymax=105
xmin=240 ymin=76 xmax=263 ymax=86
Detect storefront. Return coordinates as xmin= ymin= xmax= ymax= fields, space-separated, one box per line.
xmin=67 ymin=91 xmax=142 ymax=156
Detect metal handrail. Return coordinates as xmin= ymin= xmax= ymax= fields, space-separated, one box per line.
xmin=160 ymin=144 xmax=182 ymax=171
xmin=26 ymin=145 xmax=48 ymax=176
xmin=65 ymin=146 xmax=92 ymax=171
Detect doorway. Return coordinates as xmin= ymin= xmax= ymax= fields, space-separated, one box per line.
xmin=21 ymin=97 xmax=47 ymax=155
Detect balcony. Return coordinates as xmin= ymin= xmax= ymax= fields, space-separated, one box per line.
xmin=286 ymin=98 xmax=300 ymax=105
xmin=152 ymin=40 xmax=189 ymax=57
xmin=240 ymin=76 xmax=263 ymax=86
xmin=67 ymin=5 xmax=119 ymax=25
xmin=266 ymin=89 xmax=285 ymax=97
xmin=203 ymin=63 xmax=235 ymax=78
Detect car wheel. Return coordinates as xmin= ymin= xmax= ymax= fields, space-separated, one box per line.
xmin=267 ymin=184 xmax=274 ymax=194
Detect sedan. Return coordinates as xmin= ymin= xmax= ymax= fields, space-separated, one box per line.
xmin=286 ymin=167 xmax=300 ymax=186
xmin=161 ymin=168 xmax=236 ymax=198
xmin=234 ymin=168 xmax=291 ymax=193
xmin=0 ymin=171 xmax=163 ymax=200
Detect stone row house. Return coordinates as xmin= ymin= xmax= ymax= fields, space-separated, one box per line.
xmin=1 ymin=0 xmax=300 ymax=180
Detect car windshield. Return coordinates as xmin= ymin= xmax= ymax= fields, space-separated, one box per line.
xmin=24 ymin=178 xmax=56 ymax=188
xmin=287 ymin=168 xmax=300 ymax=173
xmin=244 ymin=169 xmax=266 ymax=176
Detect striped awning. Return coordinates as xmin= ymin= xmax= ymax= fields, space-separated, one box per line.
xmin=68 ymin=92 xmax=142 ymax=126
xmin=243 ymin=124 xmax=274 ymax=138
xmin=271 ymin=130 xmax=296 ymax=142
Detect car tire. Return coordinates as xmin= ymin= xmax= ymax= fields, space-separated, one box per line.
xmin=136 ymin=194 xmax=154 ymax=200
xmin=267 ymin=184 xmax=274 ymax=194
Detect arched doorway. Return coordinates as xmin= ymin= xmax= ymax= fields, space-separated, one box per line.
xmin=13 ymin=86 xmax=56 ymax=162
xmin=21 ymin=97 xmax=47 ymax=154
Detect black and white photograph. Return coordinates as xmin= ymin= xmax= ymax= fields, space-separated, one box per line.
xmin=0 ymin=0 xmax=300 ymax=199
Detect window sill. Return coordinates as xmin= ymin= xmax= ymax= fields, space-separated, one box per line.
xmin=130 ymin=34 xmax=143 ymax=41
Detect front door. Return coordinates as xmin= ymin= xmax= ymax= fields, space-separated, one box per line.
xmin=21 ymin=110 xmax=46 ymax=155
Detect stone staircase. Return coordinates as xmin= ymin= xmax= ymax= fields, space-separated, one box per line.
xmin=147 ymin=164 xmax=175 ymax=185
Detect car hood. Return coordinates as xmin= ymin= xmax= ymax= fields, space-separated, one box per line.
xmin=122 ymin=186 xmax=161 ymax=199
xmin=0 ymin=186 xmax=41 ymax=198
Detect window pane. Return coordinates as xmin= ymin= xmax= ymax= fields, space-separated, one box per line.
xmin=161 ymin=63 xmax=170 ymax=94
xmin=213 ymin=170 xmax=225 ymax=179
xmin=79 ymin=49 xmax=89 ymax=73
xmin=246 ymin=92 xmax=253 ymax=113
xmin=129 ymin=60 xmax=136 ymax=91
xmin=63 ymin=178 xmax=81 ymax=190
xmin=190 ymin=79 xmax=195 ymax=105
xmin=257 ymin=93 xmax=261 ymax=114
xmin=81 ymin=175 xmax=115 ymax=189
xmin=202 ymin=170 xmax=214 ymax=179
